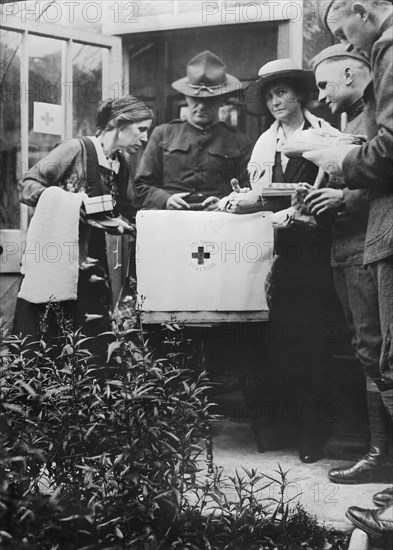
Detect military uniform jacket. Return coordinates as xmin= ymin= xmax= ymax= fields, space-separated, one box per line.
xmin=330 ymin=99 xmax=377 ymax=267
xmin=343 ymin=16 xmax=393 ymax=265
xmin=135 ymin=119 xmax=252 ymax=209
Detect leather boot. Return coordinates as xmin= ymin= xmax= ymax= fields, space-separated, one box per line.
xmin=346 ymin=499 xmax=393 ymax=538
xmin=373 ymin=487 xmax=393 ymax=508
xmin=328 ymin=447 xmax=389 ymax=484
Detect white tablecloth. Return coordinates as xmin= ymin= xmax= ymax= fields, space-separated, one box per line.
xmin=136 ymin=210 xmax=273 ymax=312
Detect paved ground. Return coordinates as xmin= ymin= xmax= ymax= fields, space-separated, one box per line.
xmin=209 ymin=420 xmax=390 ymax=536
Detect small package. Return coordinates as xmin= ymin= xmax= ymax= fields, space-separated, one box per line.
xmin=83 ymin=194 xmax=113 ymax=215
xmin=283 ymin=128 xmax=365 ymax=158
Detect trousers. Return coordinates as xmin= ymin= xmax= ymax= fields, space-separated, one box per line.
xmin=333 ymin=264 xmax=386 ymax=388
xmin=368 ymin=256 xmax=393 ymax=386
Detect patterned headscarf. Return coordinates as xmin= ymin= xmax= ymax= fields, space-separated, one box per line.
xmin=96 ymin=95 xmax=153 ymax=133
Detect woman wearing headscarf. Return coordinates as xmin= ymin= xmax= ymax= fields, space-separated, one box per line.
xmin=225 ymin=60 xmax=344 ymax=463
xmin=14 ymin=95 xmax=153 ymax=348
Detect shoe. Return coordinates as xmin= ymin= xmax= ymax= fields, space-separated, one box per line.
xmin=328 ymin=447 xmax=387 ymax=484
xmin=299 ymin=445 xmax=323 ymax=464
xmin=373 ymin=487 xmax=393 ymax=508
xmin=346 ymin=500 xmax=393 ymax=538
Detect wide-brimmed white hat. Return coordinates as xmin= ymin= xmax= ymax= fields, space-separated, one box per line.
xmin=245 ymin=59 xmax=316 ymax=116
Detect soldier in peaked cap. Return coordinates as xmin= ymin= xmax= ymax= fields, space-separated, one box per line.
xmin=306 ymin=44 xmax=392 ymax=489
xmin=311 ymin=44 xmax=371 ymax=114
xmin=135 ymin=51 xmax=252 ymax=210
xmin=309 ymin=2 xmax=393 ymax=538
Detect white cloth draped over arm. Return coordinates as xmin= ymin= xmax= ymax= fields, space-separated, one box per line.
xmin=18 ymin=187 xmax=85 ymax=304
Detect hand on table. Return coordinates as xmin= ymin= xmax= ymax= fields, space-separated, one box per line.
xmin=225 ymin=192 xmax=262 ymax=214
xmin=219 ymin=178 xmax=260 ymax=214
xmin=202 ymin=196 xmax=220 ymax=211
xmin=166 ymin=193 xmax=190 ymax=210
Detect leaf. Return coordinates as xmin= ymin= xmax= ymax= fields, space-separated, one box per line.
xmin=107 ymin=341 xmax=121 ymax=362
xmin=62 ymin=344 xmax=74 ymax=356
xmin=2 ymin=403 xmax=24 ymax=413
xmin=75 ymin=336 xmax=96 ymax=347
xmin=99 ymin=516 xmax=122 ymax=528
xmin=17 ymin=380 xmax=37 ymax=397
xmin=59 ymin=514 xmax=83 ymax=522
xmin=9 ymin=456 xmax=26 ymax=463
xmin=164 ymin=324 xmax=177 ymax=332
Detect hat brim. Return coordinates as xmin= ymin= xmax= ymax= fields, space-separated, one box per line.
xmin=244 ymin=70 xmax=316 ymax=116
xmin=171 ymin=73 xmax=241 ymax=98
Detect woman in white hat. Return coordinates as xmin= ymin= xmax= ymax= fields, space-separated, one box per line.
xmin=232 ymin=59 xmax=344 ymax=463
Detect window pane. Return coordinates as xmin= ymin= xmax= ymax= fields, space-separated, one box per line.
xmin=72 ymin=43 xmax=103 ymax=137
xmin=0 ymin=29 xmax=22 ymax=229
xmin=28 ymin=35 xmax=63 ymax=168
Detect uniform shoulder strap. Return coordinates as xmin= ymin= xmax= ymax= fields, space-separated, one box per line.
xmin=79 ymin=136 xmax=102 ymax=196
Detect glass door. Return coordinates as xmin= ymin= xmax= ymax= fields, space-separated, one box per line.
xmin=0 ymin=17 xmax=121 ymax=275
xmin=1 ymin=29 xmax=22 ymax=232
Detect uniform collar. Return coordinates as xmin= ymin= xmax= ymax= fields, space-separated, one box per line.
xmin=185 ymin=119 xmax=221 ymax=131
xmin=347 ymin=98 xmax=364 ymax=123
xmin=377 ymin=13 xmax=393 ymax=40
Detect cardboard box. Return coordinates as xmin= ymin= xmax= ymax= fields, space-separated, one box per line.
xmin=83 ymin=195 xmax=113 ymax=214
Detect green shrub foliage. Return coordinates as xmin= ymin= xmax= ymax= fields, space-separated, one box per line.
xmin=0 ymin=312 xmax=212 ymax=549
xmin=0 ymin=311 xmax=349 ymax=549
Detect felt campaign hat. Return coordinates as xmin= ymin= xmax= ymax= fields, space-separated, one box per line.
xmin=311 ymin=43 xmax=371 ymax=70
xmin=244 ymin=58 xmax=316 ymax=116
xmin=171 ymin=51 xmax=241 ymax=98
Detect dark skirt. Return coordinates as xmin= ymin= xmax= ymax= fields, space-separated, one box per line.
xmin=13 ymin=228 xmax=113 ymax=362
xmin=244 ymin=226 xmax=346 ymax=452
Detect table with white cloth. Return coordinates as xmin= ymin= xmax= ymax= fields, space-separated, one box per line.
xmin=136 ymin=211 xmax=273 ymax=325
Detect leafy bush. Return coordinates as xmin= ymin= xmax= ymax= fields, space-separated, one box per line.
xmin=0 ymin=309 xmax=212 ymax=548
xmin=164 ymin=466 xmax=349 ymax=550
xmin=0 ymin=311 xmax=349 ymax=549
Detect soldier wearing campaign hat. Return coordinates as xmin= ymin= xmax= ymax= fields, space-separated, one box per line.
xmin=136 ymin=51 xmax=252 ymax=210
xmin=308 ymin=2 xmax=393 ymax=539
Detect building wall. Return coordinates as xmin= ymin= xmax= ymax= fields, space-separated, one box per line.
xmin=123 ymin=1 xmax=338 ymax=142
xmin=125 ymin=22 xmax=280 ymax=145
